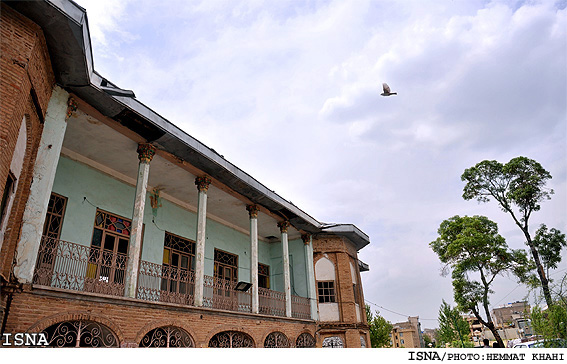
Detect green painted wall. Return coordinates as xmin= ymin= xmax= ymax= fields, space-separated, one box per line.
xmin=51 ymin=156 xmax=305 ymax=295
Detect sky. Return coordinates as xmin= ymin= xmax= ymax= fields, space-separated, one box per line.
xmin=73 ymin=0 xmax=567 ymax=329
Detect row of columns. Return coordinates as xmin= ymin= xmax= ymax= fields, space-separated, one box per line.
xmin=13 ymin=89 xmax=317 ymax=319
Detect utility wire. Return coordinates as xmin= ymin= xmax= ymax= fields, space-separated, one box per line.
xmin=365 ymin=299 xmax=438 ymax=321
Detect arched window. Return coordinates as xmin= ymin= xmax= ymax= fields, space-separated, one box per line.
xmin=209 ymin=331 xmax=254 ymax=348
xmin=322 ymin=336 xmax=344 ymax=348
xmin=295 ymin=332 xmax=316 ymax=348
xmin=264 ymin=332 xmax=289 ymax=348
xmin=42 ymin=320 xmax=118 ymax=347
xmin=360 ymin=335 xmax=367 ymax=348
xmin=140 ymin=326 xmax=194 ymax=347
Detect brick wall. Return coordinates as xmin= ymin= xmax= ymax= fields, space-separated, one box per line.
xmin=312 ymin=235 xmax=369 ymax=347
xmin=0 ymin=3 xmax=55 ymax=279
xmin=5 ymin=288 xmax=317 ymax=348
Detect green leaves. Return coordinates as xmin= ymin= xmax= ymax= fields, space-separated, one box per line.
xmin=365 ymin=305 xmax=393 ymax=348
xmin=437 ymin=300 xmax=471 ymax=347
xmin=534 ymin=224 xmax=567 ymax=271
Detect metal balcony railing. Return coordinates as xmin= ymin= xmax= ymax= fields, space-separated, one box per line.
xmin=33 ymin=237 xmax=127 ymax=297
xmin=35 ymin=237 xmax=312 ymax=319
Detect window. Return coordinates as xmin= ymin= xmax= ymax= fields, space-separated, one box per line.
xmin=322 ymin=336 xmax=344 ymax=348
xmin=0 ymin=173 xmax=16 ymax=223
xmin=264 ymin=332 xmax=289 ymax=348
xmin=161 ymin=232 xmax=195 ymax=296
xmin=42 ymin=193 xmax=67 ymax=239
xmin=258 ymin=263 xmax=270 ymax=289
xmin=296 ymin=333 xmax=316 ymax=348
xmin=86 ymin=210 xmax=131 ymax=290
xmin=42 ymin=320 xmax=118 ymax=347
xmin=353 ymin=283 xmax=361 ymax=305
xmin=35 ymin=193 xmax=68 ymax=285
xmin=209 ymin=331 xmax=254 ymax=348
xmin=139 ymin=326 xmax=194 ymax=347
xmin=317 ymin=281 xmax=336 ymax=303
xmin=214 ymin=249 xmax=238 ymax=283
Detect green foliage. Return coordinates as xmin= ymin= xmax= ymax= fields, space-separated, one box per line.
xmin=461 ymin=156 xmax=564 ymax=307
xmin=533 ymin=225 xmax=567 ymax=272
xmin=366 ymin=305 xmax=393 ymax=348
xmin=437 ymin=300 xmax=471 ymax=348
xmin=423 ymin=333 xmax=436 ymax=348
xmin=530 ymin=304 xmax=567 ymax=345
xmin=430 ymin=215 xmax=531 ymax=348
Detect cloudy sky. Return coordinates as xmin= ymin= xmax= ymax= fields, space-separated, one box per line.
xmin=73 ymin=0 xmax=566 ymax=329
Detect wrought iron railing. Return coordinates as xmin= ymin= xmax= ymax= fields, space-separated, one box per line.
xmin=259 ymin=287 xmax=286 ymax=317
xmin=34 ymin=237 xmax=312 ymax=319
xmin=33 ymin=237 xmax=127 ymax=297
xmin=203 ymin=275 xmax=252 ymax=313
xmin=291 ymin=294 xmax=311 ymax=319
xmin=137 ymin=260 xmax=194 ymax=306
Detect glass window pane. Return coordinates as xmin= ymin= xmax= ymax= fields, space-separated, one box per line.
xmin=104 ymin=235 xmax=115 ymax=251
xmin=181 ymin=255 xmax=188 ymax=269
xmin=92 ymin=228 xmax=103 ymax=247
xmin=171 ymin=253 xmax=179 ymax=267
xmin=118 ymin=238 xmax=128 ymax=254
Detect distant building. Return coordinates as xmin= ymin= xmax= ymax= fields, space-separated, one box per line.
xmin=422 ymin=328 xmax=438 ymax=346
xmin=492 ymin=301 xmax=530 ymax=329
xmin=463 ymin=314 xmax=483 ymax=344
xmin=390 ymin=316 xmax=424 ymax=348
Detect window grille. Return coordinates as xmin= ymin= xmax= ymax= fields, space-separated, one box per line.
xmin=322 ymin=336 xmax=344 ymax=348
xmin=295 ymin=333 xmax=316 ymax=348
xmin=317 ymin=281 xmax=336 ymax=303
xmin=208 ymin=331 xmax=254 ymax=348
xmin=42 ymin=320 xmax=118 ymax=347
xmin=139 ymin=326 xmax=194 ymax=347
xmin=162 ymin=232 xmax=195 ymax=295
xmin=214 ymin=249 xmax=238 ymax=283
xmin=264 ymin=332 xmax=289 ymax=348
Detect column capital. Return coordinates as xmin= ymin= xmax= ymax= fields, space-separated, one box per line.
xmin=277 ymin=220 xmax=290 ymax=233
xmin=195 ymin=176 xmax=212 ymax=192
xmin=301 ymin=234 xmax=311 ymax=245
xmin=66 ymin=97 xmax=78 ymax=120
xmin=137 ymin=143 xmax=156 ymax=163
xmin=246 ymin=204 xmax=260 ymax=218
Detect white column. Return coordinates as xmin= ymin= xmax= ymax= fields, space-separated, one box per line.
xmin=278 ymin=221 xmax=292 ymax=317
xmin=302 ymin=234 xmax=318 ymax=320
xmin=124 ymin=143 xmax=155 ymax=298
xmin=193 ymin=176 xmax=211 ymax=307
xmin=247 ymin=205 xmax=259 ymax=314
xmin=13 ymin=86 xmax=73 ymax=284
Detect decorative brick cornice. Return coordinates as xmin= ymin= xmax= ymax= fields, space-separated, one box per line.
xmin=66 ymin=97 xmax=77 ymax=120
xmin=195 ymin=176 xmax=212 ymax=192
xmin=246 ymin=204 xmax=260 ymax=219
xmin=301 ymin=234 xmax=311 ymax=245
xmin=137 ymin=143 xmax=156 ymax=163
xmin=277 ymin=221 xmax=290 ymax=233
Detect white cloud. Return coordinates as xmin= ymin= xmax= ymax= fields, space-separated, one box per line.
xmin=74 ymin=0 xmax=566 ymax=327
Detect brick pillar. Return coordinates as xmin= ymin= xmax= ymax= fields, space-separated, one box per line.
xmin=247 ymin=204 xmax=259 ymax=314
xmin=124 ymin=143 xmax=155 ymax=298
xmin=336 ymin=252 xmax=357 ymax=323
xmin=13 ymin=87 xmax=73 ymax=284
xmin=193 ymin=176 xmax=211 ymax=307
xmin=278 ymin=221 xmax=292 ymax=318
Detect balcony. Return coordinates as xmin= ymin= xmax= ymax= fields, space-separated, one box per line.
xmin=33 ymin=237 xmax=311 ymax=319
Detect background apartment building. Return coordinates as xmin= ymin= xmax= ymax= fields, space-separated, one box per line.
xmin=390 ymin=316 xmax=424 ymax=348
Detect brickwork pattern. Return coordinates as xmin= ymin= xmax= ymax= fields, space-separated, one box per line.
xmin=5 ymin=289 xmax=317 ymax=348
xmin=0 ymin=4 xmax=55 ymax=278
xmin=312 ymin=235 xmax=369 ymax=347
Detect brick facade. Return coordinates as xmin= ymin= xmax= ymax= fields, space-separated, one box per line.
xmin=0 ymin=3 xmax=55 ymax=279
xmin=6 ymin=287 xmax=316 ymax=348
xmin=313 ymin=235 xmax=370 ymax=348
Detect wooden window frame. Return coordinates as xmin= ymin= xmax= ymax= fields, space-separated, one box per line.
xmin=258 ymin=263 xmax=270 ymax=289
xmin=213 ymin=248 xmax=238 ymax=283
xmin=317 ymin=280 xmax=336 ymax=303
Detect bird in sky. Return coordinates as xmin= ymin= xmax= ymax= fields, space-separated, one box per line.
xmin=381 ymin=83 xmax=397 ymax=96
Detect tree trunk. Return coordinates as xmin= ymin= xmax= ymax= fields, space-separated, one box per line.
xmin=524 ymin=231 xmax=553 ymax=307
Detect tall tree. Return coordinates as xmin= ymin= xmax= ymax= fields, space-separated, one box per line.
xmin=430 ymin=215 xmax=531 ymax=348
xmin=437 ymin=300 xmax=470 ymax=347
xmin=365 ymin=305 xmax=393 ymax=348
xmin=461 ymin=157 xmax=566 ymax=307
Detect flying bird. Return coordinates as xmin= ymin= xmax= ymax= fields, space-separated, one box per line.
xmin=381 ymin=83 xmax=397 ymax=96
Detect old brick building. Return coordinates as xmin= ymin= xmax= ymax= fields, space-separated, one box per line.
xmin=0 ymin=0 xmax=370 ymax=348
